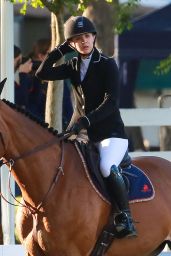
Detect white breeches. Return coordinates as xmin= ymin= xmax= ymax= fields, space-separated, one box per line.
xmin=96 ymin=138 xmax=128 ymax=177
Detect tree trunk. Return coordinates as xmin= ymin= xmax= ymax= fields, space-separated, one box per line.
xmin=84 ymin=0 xmax=119 ymax=56
xmin=45 ymin=11 xmax=65 ymax=132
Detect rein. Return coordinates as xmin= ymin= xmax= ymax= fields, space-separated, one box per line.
xmin=0 ymin=131 xmax=71 ymax=214
xmin=0 ymin=131 xmax=68 ymax=164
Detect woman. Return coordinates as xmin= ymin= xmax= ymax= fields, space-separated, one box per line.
xmin=28 ymin=38 xmax=51 ymax=120
xmin=36 ymin=16 xmax=136 ymax=238
xmin=14 ymin=45 xmax=32 ymax=110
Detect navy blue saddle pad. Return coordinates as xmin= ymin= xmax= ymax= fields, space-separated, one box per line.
xmin=74 ymin=141 xmax=155 ymax=204
xmin=122 ymin=164 xmax=155 ymax=203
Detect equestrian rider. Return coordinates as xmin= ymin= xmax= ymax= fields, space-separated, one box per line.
xmin=36 ymin=16 xmax=137 ymax=238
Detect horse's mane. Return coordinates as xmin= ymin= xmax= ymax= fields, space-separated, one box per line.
xmin=2 ymin=99 xmax=59 ymax=136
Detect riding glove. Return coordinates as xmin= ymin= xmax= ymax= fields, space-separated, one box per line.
xmin=57 ymin=41 xmax=75 ymax=56
xmin=70 ymin=116 xmax=90 ymax=135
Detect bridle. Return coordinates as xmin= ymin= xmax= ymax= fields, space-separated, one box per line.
xmin=0 ymin=131 xmax=72 ymax=214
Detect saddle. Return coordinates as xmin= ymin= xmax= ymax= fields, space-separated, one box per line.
xmin=76 ymin=140 xmax=154 ymax=203
xmin=75 ymin=140 xmax=155 ymax=255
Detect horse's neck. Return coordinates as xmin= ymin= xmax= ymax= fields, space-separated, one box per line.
xmin=1 ymin=106 xmax=61 ymax=207
xmin=0 ymin=102 xmax=91 ymax=210
xmin=10 ymin=134 xmax=61 ymax=207
xmin=12 ymin=140 xmax=86 ymax=209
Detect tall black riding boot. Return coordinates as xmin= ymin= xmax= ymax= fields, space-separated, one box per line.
xmin=104 ymin=165 xmax=137 ymax=238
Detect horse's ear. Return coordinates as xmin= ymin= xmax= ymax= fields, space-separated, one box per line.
xmin=0 ymin=78 xmax=7 ymax=96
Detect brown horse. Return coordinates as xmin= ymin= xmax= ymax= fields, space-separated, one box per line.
xmin=0 ymin=80 xmax=171 ymax=256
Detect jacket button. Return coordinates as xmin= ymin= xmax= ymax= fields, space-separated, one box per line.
xmin=82 ymin=105 xmax=85 ymax=109
xmin=82 ymin=94 xmax=84 ymax=98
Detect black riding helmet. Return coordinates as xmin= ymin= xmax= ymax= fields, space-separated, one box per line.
xmin=64 ymin=16 xmax=97 ymax=41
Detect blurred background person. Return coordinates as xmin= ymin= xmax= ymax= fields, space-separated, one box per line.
xmin=28 ymin=38 xmax=51 ymax=120
xmin=14 ymin=45 xmax=32 ymax=109
xmin=29 ymin=38 xmax=73 ymax=125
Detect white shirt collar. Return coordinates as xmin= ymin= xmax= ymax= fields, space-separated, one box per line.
xmin=80 ymin=54 xmax=92 ymax=81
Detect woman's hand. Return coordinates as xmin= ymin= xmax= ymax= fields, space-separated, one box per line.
xmin=57 ymin=41 xmax=75 ymax=55
xmin=69 ymin=116 xmax=90 ymax=135
xmin=19 ymin=59 xmax=33 ymax=74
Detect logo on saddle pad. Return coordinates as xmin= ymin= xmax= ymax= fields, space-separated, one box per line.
xmin=122 ymin=165 xmax=155 ymax=203
xmin=141 ymin=184 xmax=152 ymax=193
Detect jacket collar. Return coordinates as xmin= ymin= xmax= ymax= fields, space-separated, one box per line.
xmin=78 ymin=47 xmax=101 ymax=64
xmin=76 ymin=47 xmax=102 ymax=82
xmin=92 ymin=47 xmax=102 ymax=63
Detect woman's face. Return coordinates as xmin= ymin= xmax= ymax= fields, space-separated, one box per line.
xmin=70 ymin=33 xmax=95 ymax=57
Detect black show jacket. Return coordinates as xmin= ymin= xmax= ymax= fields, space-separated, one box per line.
xmin=36 ymin=47 xmax=127 ymax=142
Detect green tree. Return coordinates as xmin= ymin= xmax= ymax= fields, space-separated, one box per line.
xmin=10 ymin=0 xmax=140 ymax=131
xmin=155 ymin=55 xmax=171 ymax=75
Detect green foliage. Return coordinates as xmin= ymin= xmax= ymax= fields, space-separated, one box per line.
xmin=115 ymin=0 xmax=141 ymax=34
xmin=77 ymin=0 xmax=90 ymax=12
xmin=154 ymin=55 xmax=171 ymax=75
xmin=9 ymin=0 xmax=141 ymax=30
xmin=9 ymin=0 xmax=44 ymax=15
xmin=62 ymin=0 xmax=88 ymax=14
xmin=9 ymin=0 xmax=91 ymax=15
